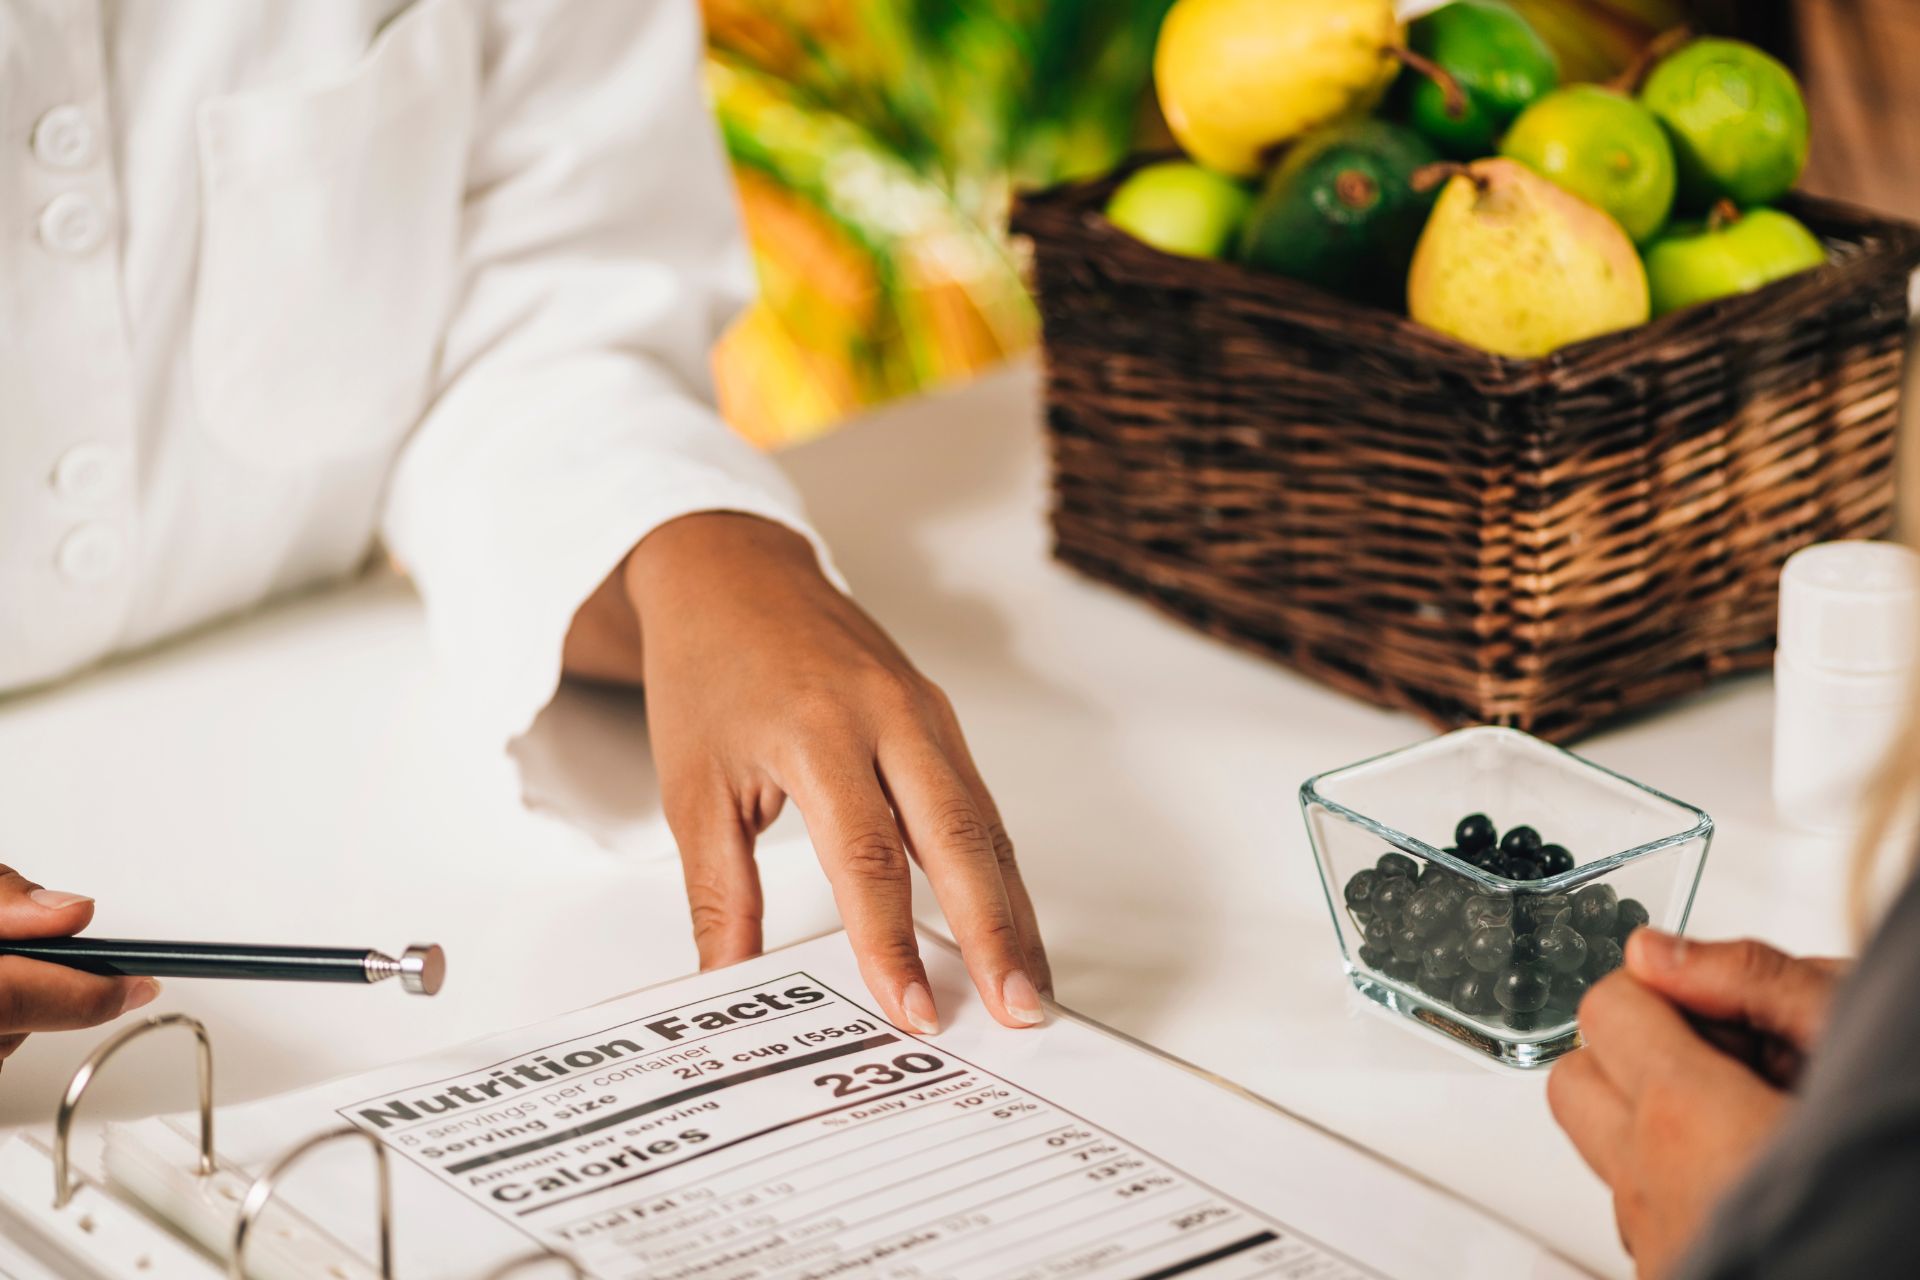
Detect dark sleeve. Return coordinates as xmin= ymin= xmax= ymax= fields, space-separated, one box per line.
xmin=1677 ymin=866 xmax=1920 ymax=1279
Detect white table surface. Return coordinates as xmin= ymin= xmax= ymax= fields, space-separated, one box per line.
xmin=0 ymin=359 xmax=1860 ymax=1278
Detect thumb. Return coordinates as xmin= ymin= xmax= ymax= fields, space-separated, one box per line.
xmin=0 ymin=866 xmax=96 ymax=940
xmin=1626 ymin=931 xmax=1843 ymax=1051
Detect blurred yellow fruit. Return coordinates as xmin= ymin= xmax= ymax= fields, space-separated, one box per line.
xmin=1409 ymin=158 xmax=1649 ymax=358
xmin=1155 ymin=0 xmax=1402 ymax=177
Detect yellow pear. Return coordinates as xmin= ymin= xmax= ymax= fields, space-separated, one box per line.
xmin=1155 ymin=0 xmax=1403 ymax=178
xmin=1408 ymin=159 xmax=1650 ymax=359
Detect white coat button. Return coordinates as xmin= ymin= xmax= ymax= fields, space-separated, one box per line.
xmin=38 ymin=192 xmax=107 ymax=255
xmin=50 ymin=443 xmax=126 ymax=505
xmin=56 ymin=523 xmax=125 ymax=584
xmin=32 ymin=106 xmax=96 ymax=169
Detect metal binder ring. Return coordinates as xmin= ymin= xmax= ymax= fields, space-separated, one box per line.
xmin=480 ymin=1251 xmax=586 ymax=1279
xmin=53 ymin=1012 xmax=215 ymax=1209
xmin=229 ymin=1125 xmax=394 ymax=1280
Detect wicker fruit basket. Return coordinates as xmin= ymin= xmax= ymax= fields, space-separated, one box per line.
xmin=1012 ymin=165 xmax=1920 ymax=741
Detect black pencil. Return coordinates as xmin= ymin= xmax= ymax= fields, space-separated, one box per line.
xmin=0 ymin=937 xmax=445 ymax=995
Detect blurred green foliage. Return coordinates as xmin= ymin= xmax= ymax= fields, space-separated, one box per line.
xmin=703 ymin=0 xmax=1175 ymax=442
xmin=705 ymin=0 xmax=1175 ymax=227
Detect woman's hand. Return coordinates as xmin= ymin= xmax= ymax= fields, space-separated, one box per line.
xmin=0 ymin=868 xmax=158 ymax=1065
xmin=1548 ymin=931 xmax=1841 ymax=1278
xmin=595 ymin=512 xmax=1049 ymax=1036
xmin=1623 ymin=931 xmax=1845 ymax=1088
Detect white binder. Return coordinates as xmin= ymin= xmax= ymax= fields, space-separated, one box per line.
xmin=0 ymin=1014 xmax=579 ymax=1280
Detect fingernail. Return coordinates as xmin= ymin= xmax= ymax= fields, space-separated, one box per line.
xmin=122 ymin=979 xmax=162 ymax=1015
xmin=900 ymin=983 xmax=940 ymax=1036
xmin=1001 ymin=970 xmax=1045 ymax=1026
xmin=28 ymin=889 xmax=92 ymax=911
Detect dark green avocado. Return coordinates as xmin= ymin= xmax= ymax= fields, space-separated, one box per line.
xmin=1238 ymin=120 xmax=1442 ymax=309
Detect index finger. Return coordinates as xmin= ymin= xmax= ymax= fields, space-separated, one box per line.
xmin=788 ymin=755 xmax=935 ymax=1037
xmin=1624 ymin=932 xmax=1844 ymax=1050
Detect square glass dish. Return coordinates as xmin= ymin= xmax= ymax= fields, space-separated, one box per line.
xmin=1301 ymin=726 xmax=1713 ymax=1068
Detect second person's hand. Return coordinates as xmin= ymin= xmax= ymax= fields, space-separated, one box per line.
xmin=1547 ymin=930 xmax=1841 ymax=1278
xmin=620 ymin=513 xmax=1050 ymax=1036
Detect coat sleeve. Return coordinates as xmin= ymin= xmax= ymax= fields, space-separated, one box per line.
xmin=381 ymin=0 xmax=838 ymax=745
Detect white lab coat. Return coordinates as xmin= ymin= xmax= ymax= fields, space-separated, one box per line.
xmin=0 ymin=0 xmax=830 ymax=750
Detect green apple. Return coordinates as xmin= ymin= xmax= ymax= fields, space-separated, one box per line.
xmin=1105 ymin=162 xmax=1253 ymax=259
xmin=1640 ymin=37 xmax=1809 ymax=212
xmin=1642 ymin=205 xmax=1827 ymax=317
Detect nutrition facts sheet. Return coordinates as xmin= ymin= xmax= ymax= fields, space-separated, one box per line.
xmin=342 ymin=969 xmax=1351 ymax=1279
xmin=126 ymin=932 xmax=1586 ymax=1280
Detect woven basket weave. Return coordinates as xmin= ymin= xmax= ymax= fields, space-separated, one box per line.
xmin=1013 ymin=167 xmax=1920 ymax=741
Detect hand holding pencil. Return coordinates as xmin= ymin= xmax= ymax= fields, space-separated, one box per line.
xmin=0 ymin=866 xmax=159 ymax=1065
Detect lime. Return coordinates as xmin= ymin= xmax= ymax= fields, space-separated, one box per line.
xmin=1104 ymin=162 xmax=1253 ymax=259
xmin=1404 ymin=0 xmax=1559 ymax=159
xmin=1643 ymin=206 xmax=1827 ymax=317
xmin=1640 ymin=37 xmax=1809 ymax=210
xmin=1499 ymin=85 xmax=1676 ymax=243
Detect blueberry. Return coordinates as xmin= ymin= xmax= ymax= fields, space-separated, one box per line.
xmin=1417 ymin=963 xmax=1456 ymax=1000
xmin=1518 ymin=894 xmax=1571 ymax=934
xmin=1512 ymin=932 xmax=1543 ymax=966
xmin=1505 ymin=859 xmax=1546 ymax=882
xmin=1547 ymin=970 xmax=1592 ymax=1014
xmin=1505 ymin=1009 xmax=1544 ymax=1033
xmin=1423 ymin=932 xmax=1468 ymax=980
xmin=1537 ymin=924 xmax=1589 ymax=975
xmin=1372 ymin=877 xmax=1413 ymax=920
xmin=1404 ymin=886 xmax=1452 ymax=939
xmin=1540 ymin=844 xmax=1575 ymax=876
xmin=1455 ymin=813 xmax=1497 ymax=853
xmin=1499 ymin=826 xmax=1543 ymax=860
xmin=1463 ymin=895 xmax=1513 ymax=931
xmin=1584 ymin=936 xmax=1625 ymax=980
xmin=1572 ymin=884 xmax=1620 ymax=936
xmin=1377 ymin=851 xmax=1418 ymax=880
xmin=1344 ymin=869 xmax=1380 ymax=914
xmin=1426 ymin=879 xmax=1467 ymax=917
xmin=1494 ymin=966 xmax=1551 ymax=1013
xmin=1466 ymin=847 xmax=1504 ymax=874
xmin=1363 ymin=915 xmax=1392 ymax=950
xmin=1614 ymin=898 xmax=1651 ymax=940
xmin=1391 ymin=924 xmax=1425 ymax=963
xmin=1451 ymin=971 xmax=1496 ymax=1015
xmin=1358 ymin=944 xmax=1391 ymax=969
xmin=1385 ymin=955 xmax=1420 ymax=983
xmin=1466 ymin=925 xmax=1514 ymax=973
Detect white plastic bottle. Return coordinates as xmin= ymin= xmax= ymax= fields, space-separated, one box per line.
xmin=1773 ymin=541 xmax=1920 ymax=833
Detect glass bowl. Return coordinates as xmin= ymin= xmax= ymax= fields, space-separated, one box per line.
xmin=1301 ymin=726 xmax=1713 ymax=1068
